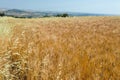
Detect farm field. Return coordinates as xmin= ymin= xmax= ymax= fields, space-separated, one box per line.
xmin=0 ymin=16 xmax=120 ymax=80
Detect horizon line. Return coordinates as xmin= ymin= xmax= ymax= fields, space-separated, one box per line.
xmin=0 ymin=7 xmax=120 ymax=15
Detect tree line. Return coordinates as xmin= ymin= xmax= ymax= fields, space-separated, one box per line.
xmin=0 ymin=12 xmax=69 ymax=18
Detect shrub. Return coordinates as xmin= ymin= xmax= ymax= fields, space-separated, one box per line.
xmin=56 ymin=13 xmax=69 ymax=17
xmin=0 ymin=12 xmax=5 ymax=17
xmin=62 ymin=13 xmax=69 ymax=17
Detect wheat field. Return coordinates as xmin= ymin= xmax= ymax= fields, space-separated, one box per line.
xmin=0 ymin=16 xmax=120 ymax=80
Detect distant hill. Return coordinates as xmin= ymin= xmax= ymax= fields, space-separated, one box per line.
xmin=0 ymin=8 xmax=111 ymax=18
xmin=6 ymin=9 xmax=27 ymax=13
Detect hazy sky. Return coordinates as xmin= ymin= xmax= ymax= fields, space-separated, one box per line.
xmin=0 ymin=0 xmax=120 ymax=14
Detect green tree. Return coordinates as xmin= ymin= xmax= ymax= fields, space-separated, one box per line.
xmin=62 ymin=13 xmax=69 ymax=17
xmin=56 ymin=14 xmax=62 ymax=17
xmin=0 ymin=12 xmax=5 ymax=17
xmin=56 ymin=13 xmax=69 ymax=17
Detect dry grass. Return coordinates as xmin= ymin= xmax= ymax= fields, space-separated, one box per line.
xmin=0 ymin=16 xmax=120 ymax=80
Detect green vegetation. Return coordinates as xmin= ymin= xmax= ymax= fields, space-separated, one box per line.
xmin=56 ymin=13 xmax=69 ymax=17
xmin=0 ymin=12 xmax=5 ymax=17
xmin=0 ymin=11 xmax=69 ymax=18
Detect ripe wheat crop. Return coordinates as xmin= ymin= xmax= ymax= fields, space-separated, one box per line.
xmin=0 ymin=16 xmax=120 ymax=80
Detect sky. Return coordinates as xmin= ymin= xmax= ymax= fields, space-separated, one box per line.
xmin=0 ymin=0 xmax=120 ymax=14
